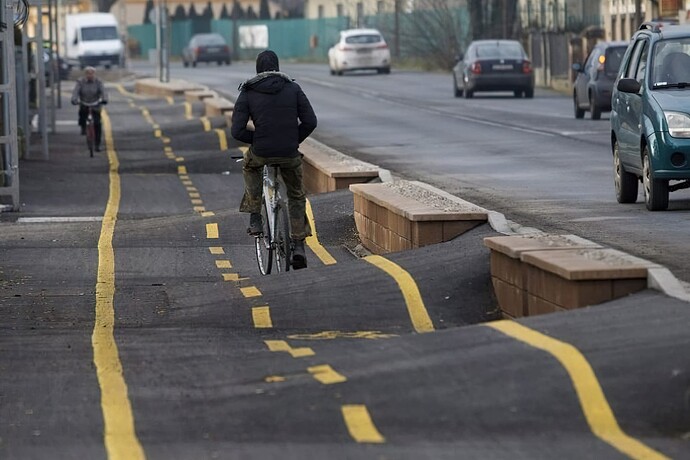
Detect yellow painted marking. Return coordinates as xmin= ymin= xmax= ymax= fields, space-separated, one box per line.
xmin=252 ymin=306 xmax=273 ymax=328
xmin=177 ymin=166 xmax=187 ymax=175
xmin=215 ymin=260 xmax=232 ymax=269
xmin=93 ymin=111 xmax=146 ymax=459
xmin=141 ymin=108 xmax=150 ymax=118
xmin=214 ymin=128 xmax=228 ymax=151
xmin=175 ymin=157 xmax=184 ymax=163
xmin=191 ymin=199 xmax=203 ymax=205
xmin=239 ymin=146 xmax=249 ymax=154
xmin=264 ymin=340 xmax=314 ymax=358
xmin=305 ymin=199 xmax=337 ymax=265
xmin=200 ymin=116 xmax=211 ymax=132
xmin=341 ymin=405 xmax=385 ymax=444
xmin=364 ymin=255 xmax=434 ymax=333
xmin=182 ymin=180 xmax=193 ymax=186
xmin=154 ymin=129 xmax=161 ymax=138
xmin=189 ymin=192 xmax=201 ymax=199
xmin=486 ymin=321 xmax=670 ymax=460
xmin=241 ymin=286 xmax=262 ymax=298
xmin=209 ymin=247 xmax=225 ymax=255
xmin=308 ymin=365 xmax=347 ymax=384
xmin=222 ymin=273 xmax=247 ymax=281
xmin=152 ymin=124 xmax=159 ymax=130
xmin=265 ymin=376 xmax=285 ymax=383
xmin=164 ymin=146 xmax=173 ymax=153
xmin=166 ymin=96 xmax=174 ymax=105
xmin=186 ymin=186 xmax=197 ymax=192
xmin=287 ymin=331 xmax=398 ymax=340
xmin=161 ymin=137 xmax=170 ymax=144
xmin=179 ymin=175 xmax=189 ymax=180
xmin=184 ymin=102 xmax=193 ymax=120
xmin=193 ymin=206 xmax=207 ymax=213
xmin=206 ymin=223 xmax=219 ymax=239
xmin=165 ymin=153 xmax=175 ymax=159
xmin=201 ymin=211 xmax=215 ymax=217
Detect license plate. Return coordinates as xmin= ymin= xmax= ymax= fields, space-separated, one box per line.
xmin=206 ymin=47 xmax=220 ymax=53
xmin=356 ymin=48 xmax=372 ymax=54
xmin=492 ymin=64 xmax=513 ymax=70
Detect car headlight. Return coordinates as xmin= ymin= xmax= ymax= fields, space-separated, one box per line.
xmin=665 ymin=111 xmax=690 ymax=138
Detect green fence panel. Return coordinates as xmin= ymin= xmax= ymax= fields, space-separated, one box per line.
xmin=170 ymin=21 xmax=193 ymax=56
xmin=128 ymin=24 xmax=155 ymax=58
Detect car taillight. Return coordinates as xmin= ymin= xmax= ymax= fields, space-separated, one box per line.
xmin=195 ymin=47 xmax=201 ymax=55
xmin=223 ymin=45 xmax=229 ymax=52
xmin=522 ymin=60 xmax=532 ymax=74
xmin=376 ymin=43 xmax=388 ymax=49
xmin=471 ymin=62 xmax=482 ymax=74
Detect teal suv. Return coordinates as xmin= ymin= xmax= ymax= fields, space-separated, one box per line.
xmin=611 ymin=22 xmax=690 ymax=210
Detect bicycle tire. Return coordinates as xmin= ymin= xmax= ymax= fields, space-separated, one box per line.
xmin=255 ymin=201 xmax=273 ymax=275
xmin=86 ymin=121 xmax=95 ymax=157
xmin=274 ymin=203 xmax=291 ymax=273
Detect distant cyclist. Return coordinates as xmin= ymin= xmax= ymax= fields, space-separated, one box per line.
xmin=231 ymin=50 xmax=317 ymax=269
xmin=71 ymin=66 xmax=108 ymax=152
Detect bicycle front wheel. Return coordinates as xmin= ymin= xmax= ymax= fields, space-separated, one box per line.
xmin=274 ymin=203 xmax=292 ymax=273
xmin=255 ymin=201 xmax=273 ymax=275
xmin=86 ymin=122 xmax=95 ymax=157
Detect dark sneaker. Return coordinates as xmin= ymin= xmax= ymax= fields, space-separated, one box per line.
xmin=247 ymin=213 xmax=263 ymax=235
xmin=291 ymin=239 xmax=307 ymax=269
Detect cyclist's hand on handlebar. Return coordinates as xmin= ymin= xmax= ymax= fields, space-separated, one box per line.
xmin=101 ymin=100 xmax=108 ymax=105
xmin=71 ymin=100 xmax=79 ymax=106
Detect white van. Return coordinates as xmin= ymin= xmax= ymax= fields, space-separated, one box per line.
xmin=63 ymin=13 xmax=122 ymax=69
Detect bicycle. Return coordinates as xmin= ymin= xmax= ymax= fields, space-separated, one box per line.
xmin=254 ymin=164 xmax=293 ymax=275
xmin=79 ymin=100 xmax=102 ymax=157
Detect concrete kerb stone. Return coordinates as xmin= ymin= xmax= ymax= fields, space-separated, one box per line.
xmin=134 ymin=77 xmax=206 ymax=97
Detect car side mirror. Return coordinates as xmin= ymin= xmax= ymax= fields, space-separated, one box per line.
xmin=617 ymin=78 xmax=641 ymax=94
xmin=456 ymin=53 xmax=464 ymax=61
xmin=572 ymin=62 xmax=582 ymax=72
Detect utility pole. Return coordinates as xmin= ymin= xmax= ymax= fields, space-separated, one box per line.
xmin=156 ymin=0 xmax=169 ymax=82
xmin=634 ymin=0 xmax=642 ymax=29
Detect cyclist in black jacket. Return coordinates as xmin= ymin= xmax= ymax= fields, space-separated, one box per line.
xmin=231 ymin=50 xmax=317 ymax=269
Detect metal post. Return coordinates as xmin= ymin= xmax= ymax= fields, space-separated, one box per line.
xmin=158 ymin=0 xmax=169 ymax=82
xmin=36 ymin=4 xmax=48 ymax=159
xmin=48 ymin=0 xmax=56 ymax=133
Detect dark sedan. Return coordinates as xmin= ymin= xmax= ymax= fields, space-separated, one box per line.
xmin=573 ymin=41 xmax=628 ymax=119
xmin=182 ymin=33 xmax=231 ymax=67
xmin=453 ymin=39 xmax=534 ymax=98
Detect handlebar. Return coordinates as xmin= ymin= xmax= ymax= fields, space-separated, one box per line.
xmin=78 ymin=100 xmax=103 ymax=107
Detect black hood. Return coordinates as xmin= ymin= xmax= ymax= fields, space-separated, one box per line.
xmin=256 ymin=50 xmax=280 ymax=73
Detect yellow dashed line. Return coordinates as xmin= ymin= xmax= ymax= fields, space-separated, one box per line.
xmin=189 ymin=192 xmax=201 ymax=199
xmin=186 ymin=186 xmax=197 ymax=192
xmin=179 ymin=175 xmax=189 ymax=180
xmin=241 ymin=286 xmax=262 ymax=298
xmin=222 ymin=273 xmax=247 ymax=281
xmin=166 ymin=96 xmax=174 ymax=105
xmin=200 ymin=116 xmax=211 ymax=132
xmin=305 ymin=199 xmax=337 ymax=265
xmin=152 ymin=124 xmax=159 ymax=130
xmin=93 ymin=111 xmax=145 ymax=459
xmin=194 ymin=206 xmax=207 ymax=213
xmin=215 ymin=260 xmax=232 ymax=269
xmin=161 ymin=137 xmax=170 ymax=144
xmin=206 ymin=223 xmax=219 ymax=239
xmin=209 ymin=247 xmax=225 ymax=255
xmin=486 ymin=321 xmax=669 ymax=460
xmin=177 ymin=166 xmax=187 ymax=175
xmin=341 ymin=405 xmax=385 ymax=444
xmin=154 ymin=129 xmax=161 ymax=138
xmin=191 ymin=199 xmax=203 ymax=205
xmin=214 ymin=128 xmax=228 ymax=151
xmin=182 ymin=180 xmax=193 ymax=186
xmin=265 ymin=375 xmax=285 ymax=383
xmin=164 ymin=146 xmax=173 ymax=153
xmin=308 ymin=365 xmax=347 ymax=384
xmin=184 ymin=102 xmax=193 ymax=120
xmin=364 ymin=255 xmax=434 ymax=333
xmin=252 ymin=306 xmax=273 ymax=328
xmin=175 ymin=157 xmax=184 ymax=162
xmin=201 ymin=211 xmax=215 ymax=217
xmin=265 ymin=340 xmax=314 ymax=358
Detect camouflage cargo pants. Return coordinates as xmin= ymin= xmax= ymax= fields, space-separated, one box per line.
xmin=240 ymin=147 xmax=311 ymax=241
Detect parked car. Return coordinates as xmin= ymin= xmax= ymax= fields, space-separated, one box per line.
xmin=182 ymin=33 xmax=231 ymax=67
xmin=452 ymin=39 xmax=534 ymax=98
xmin=611 ymin=21 xmax=690 ymax=210
xmin=43 ymin=48 xmax=70 ymax=82
xmin=328 ymin=28 xmax=391 ymax=75
xmin=572 ymin=41 xmax=628 ymax=119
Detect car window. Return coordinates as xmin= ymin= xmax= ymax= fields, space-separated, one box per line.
xmin=653 ymin=37 xmax=690 ymax=85
xmin=623 ymin=38 xmax=646 ymax=79
xmin=194 ymin=35 xmax=226 ymax=46
xmin=81 ymin=26 xmax=118 ymax=41
xmin=476 ymin=43 xmax=524 ymax=59
xmin=345 ymin=34 xmax=382 ymax=45
xmin=586 ymin=49 xmax=601 ymax=77
xmin=634 ymin=41 xmax=648 ymax=82
xmin=604 ymin=46 xmax=627 ymax=75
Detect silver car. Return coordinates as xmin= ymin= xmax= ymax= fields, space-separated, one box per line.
xmin=328 ymin=28 xmax=391 ymax=75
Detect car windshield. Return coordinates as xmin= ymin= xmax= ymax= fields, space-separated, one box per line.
xmin=194 ymin=35 xmax=226 ymax=46
xmin=81 ymin=26 xmax=118 ymax=41
xmin=345 ymin=34 xmax=382 ymax=45
xmin=652 ymin=37 xmax=690 ymax=87
xmin=476 ymin=43 xmax=523 ymax=59
xmin=604 ymin=47 xmax=627 ymax=74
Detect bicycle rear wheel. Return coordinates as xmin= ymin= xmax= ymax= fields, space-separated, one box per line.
xmin=274 ymin=203 xmax=292 ymax=272
xmin=254 ymin=201 xmax=273 ymax=275
xmin=86 ymin=121 xmax=95 ymax=157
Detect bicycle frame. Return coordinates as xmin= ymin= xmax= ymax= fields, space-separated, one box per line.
xmin=80 ymin=100 xmax=101 ymax=157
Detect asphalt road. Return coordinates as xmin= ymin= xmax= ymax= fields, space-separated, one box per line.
xmin=0 ymin=74 xmax=688 ymax=459
xmin=131 ymin=60 xmax=690 ymax=284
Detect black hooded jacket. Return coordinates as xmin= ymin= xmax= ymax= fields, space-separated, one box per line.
xmin=230 ymin=71 xmax=317 ymax=158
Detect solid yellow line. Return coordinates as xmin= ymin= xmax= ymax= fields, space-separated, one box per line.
xmin=200 ymin=116 xmax=211 ymax=132
xmin=206 ymin=223 xmax=219 ymax=239
xmin=363 ymin=255 xmax=434 ymax=333
xmin=252 ymin=306 xmax=273 ymax=328
xmin=93 ymin=111 xmax=146 ymax=460
xmin=341 ymin=405 xmax=385 ymax=443
xmin=308 ymin=365 xmax=347 ymax=384
xmin=214 ymin=128 xmax=228 ymax=151
xmin=305 ymin=199 xmax=337 ymax=265
xmin=209 ymin=247 xmax=225 ymax=255
xmin=184 ymin=102 xmax=193 ymax=120
xmin=486 ymin=321 xmax=669 ymax=460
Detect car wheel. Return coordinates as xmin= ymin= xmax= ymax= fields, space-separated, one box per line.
xmin=183 ymin=60 xmax=189 ymax=68
xmin=463 ymin=81 xmax=473 ymax=99
xmin=613 ymin=140 xmax=638 ymax=203
xmin=217 ymin=61 xmax=222 ymax=66
xmin=590 ymin=94 xmax=601 ymax=120
xmin=453 ymin=77 xmax=463 ymax=98
xmin=524 ymin=88 xmax=534 ymax=98
xmin=574 ymin=93 xmax=584 ymax=119
xmin=382 ymin=67 xmax=390 ymax=74
xmin=192 ymin=61 xmax=197 ymax=68
xmin=226 ymin=60 xmax=231 ymax=65
xmin=513 ymin=90 xmax=522 ymax=98
xmin=642 ymin=146 xmax=669 ymax=211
